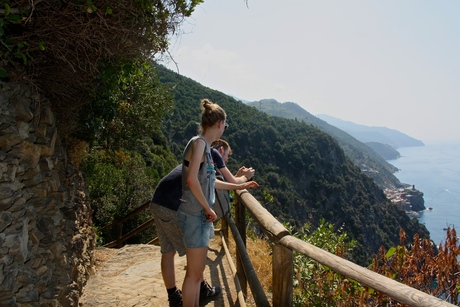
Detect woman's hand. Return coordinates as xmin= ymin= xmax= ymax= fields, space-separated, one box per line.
xmin=240 ymin=181 xmax=259 ymax=189
xmin=204 ymin=207 xmax=217 ymax=222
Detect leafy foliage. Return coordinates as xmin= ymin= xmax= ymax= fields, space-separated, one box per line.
xmin=0 ymin=0 xmax=201 ymax=245
xmin=289 ymin=219 xmax=357 ymax=306
xmin=75 ymin=59 xmax=180 ymax=245
xmin=287 ymin=225 xmax=459 ymax=306
xmin=80 ymin=148 xmax=174 ymax=245
xmin=365 ymin=228 xmax=460 ymax=306
xmin=77 ymin=59 xmax=173 ymax=149
xmin=0 ymin=0 xmax=202 ymax=133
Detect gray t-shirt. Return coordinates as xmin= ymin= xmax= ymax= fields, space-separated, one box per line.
xmin=179 ymin=136 xmax=216 ymax=213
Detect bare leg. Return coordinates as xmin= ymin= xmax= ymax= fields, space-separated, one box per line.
xmin=181 ymin=246 xmax=208 ymax=307
xmin=161 ymin=251 xmax=176 ymax=289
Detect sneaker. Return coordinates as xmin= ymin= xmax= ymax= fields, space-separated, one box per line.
xmin=168 ymin=288 xmax=182 ymax=307
xmin=199 ymin=280 xmax=222 ymax=305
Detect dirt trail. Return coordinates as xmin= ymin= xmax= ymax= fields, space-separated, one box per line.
xmin=79 ymin=236 xmax=239 ymax=307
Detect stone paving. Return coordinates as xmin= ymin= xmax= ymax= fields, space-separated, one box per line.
xmin=79 ymin=235 xmax=240 ymax=307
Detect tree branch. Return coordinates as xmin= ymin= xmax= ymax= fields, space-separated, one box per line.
xmin=0 ymin=0 xmax=45 ymax=16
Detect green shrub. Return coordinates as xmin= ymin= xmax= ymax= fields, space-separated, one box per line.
xmin=289 ymin=219 xmax=356 ymax=306
xmin=81 ymin=149 xmax=157 ymax=245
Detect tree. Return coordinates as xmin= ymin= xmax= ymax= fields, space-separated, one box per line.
xmin=78 ymin=59 xmax=174 ymax=150
xmin=0 ymin=0 xmax=203 ymax=133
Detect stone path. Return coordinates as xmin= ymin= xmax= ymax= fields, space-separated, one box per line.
xmin=79 ymin=235 xmax=240 ymax=307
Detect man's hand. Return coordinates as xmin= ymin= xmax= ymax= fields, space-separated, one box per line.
xmin=236 ymin=166 xmax=255 ymax=181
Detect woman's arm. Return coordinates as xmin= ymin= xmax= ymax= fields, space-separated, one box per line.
xmin=214 ymin=179 xmax=259 ymax=191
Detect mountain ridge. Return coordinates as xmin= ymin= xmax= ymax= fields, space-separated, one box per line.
xmin=246 ymin=99 xmax=404 ymax=190
xmin=316 ymin=114 xmax=425 ymax=149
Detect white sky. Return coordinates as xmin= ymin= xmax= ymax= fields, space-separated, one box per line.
xmin=161 ymin=0 xmax=460 ymax=143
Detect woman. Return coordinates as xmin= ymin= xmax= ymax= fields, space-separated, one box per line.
xmin=178 ymin=99 xmax=258 ymax=307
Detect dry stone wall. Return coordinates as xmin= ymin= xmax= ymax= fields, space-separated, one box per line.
xmin=0 ymin=82 xmax=96 ymax=306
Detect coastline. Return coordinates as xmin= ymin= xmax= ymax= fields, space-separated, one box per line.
xmin=388 ymin=143 xmax=460 ymax=246
xmin=384 ymin=184 xmax=425 ymax=212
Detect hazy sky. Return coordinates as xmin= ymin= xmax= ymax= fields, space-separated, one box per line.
xmin=161 ymin=0 xmax=460 ymax=143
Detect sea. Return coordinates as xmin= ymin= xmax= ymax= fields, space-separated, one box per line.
xmin=388 ymin=142 xmax=460 ymax=246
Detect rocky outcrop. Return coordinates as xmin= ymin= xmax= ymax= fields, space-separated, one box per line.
xmin=404 ymin=186 xmax=425 ymax=211
xmin=0 ymin=82 xmax=96 ymax=306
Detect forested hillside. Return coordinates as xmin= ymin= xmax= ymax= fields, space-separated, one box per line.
xmin=247 ymin=99 xmax=402 ymax=190
xmin=155 ymin=64 xmax=429 ymax=265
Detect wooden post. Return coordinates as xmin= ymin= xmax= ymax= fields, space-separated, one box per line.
xmin=235 ymin=196 xmax=248 ymax=296
xmin=272 ymin=243 xmax=293 ymax=307
xmin=227 ymin=216 xmax=270 ymax=306
xmin=221 ymin=214 xmax=229 ymax=240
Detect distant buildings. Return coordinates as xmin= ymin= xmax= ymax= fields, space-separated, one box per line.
xmin=384 ymin=185 xmax=425 ymax=212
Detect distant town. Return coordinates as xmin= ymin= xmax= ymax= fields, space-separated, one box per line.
xmin=384 ymin=185 xmax=427 ymax=214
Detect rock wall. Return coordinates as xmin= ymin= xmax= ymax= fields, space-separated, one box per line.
xmin=0 ymin=82 xmax=96 ymax=306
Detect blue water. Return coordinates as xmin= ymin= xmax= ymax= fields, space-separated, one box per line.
xmin=388 ymin=143 xmax=460 ymax=246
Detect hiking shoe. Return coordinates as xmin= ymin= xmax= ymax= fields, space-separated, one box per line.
xmin=168 ymin=288 xmax=182 ymax=307
xmin=199 ymin=280 xmax=222 ymax=305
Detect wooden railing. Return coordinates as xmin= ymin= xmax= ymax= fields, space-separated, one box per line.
xmin=98 ymin=193 xmax=456 ymax=306
xmin=99 ymin=201 xmax=155 ymax=248
xmin=225 ymin=189 xmax=456 ymax=307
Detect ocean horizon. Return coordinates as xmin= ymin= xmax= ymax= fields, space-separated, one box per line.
xmin=388 ymin=142 xmax=460 ymax=246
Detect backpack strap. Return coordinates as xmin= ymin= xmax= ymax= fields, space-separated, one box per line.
xmin=182 ymin=135 xmax=212 ymax=159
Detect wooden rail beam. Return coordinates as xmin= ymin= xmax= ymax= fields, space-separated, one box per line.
xmin=103 ymin=218 xmax=155 ymax=248
xmin=99 ymin=201 xmax=151 ymax=233
xmin=236 ymin=190 xmax=289 ymax=240
xmin=279 ymin=235 xmax=456 ymax=307
xmin=235 ymin=189 xmax=457 ymax=306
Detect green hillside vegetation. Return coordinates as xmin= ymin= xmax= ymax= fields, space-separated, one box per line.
xmin=247 ymin=99 xmax=402 ymax=190
xmin=155 ymin=64 xmax=429 ymax=265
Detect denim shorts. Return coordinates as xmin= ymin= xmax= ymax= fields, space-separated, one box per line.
xmin=177 ymin=209 xmax=215 ymax=248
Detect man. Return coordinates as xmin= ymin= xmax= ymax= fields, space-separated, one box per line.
xmin=150 ymin=139 xmax=255 ymax=306
xmin=211 ymin=139 xmax=254 ymax=183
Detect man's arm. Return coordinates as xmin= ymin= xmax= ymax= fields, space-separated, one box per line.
xmin=220 ymin=166 xmax=251 ymax=183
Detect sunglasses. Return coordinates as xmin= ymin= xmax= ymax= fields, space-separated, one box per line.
xmin=223 ymin=120 xmax=228 ymax=130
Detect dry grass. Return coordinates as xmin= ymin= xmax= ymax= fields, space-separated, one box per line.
xmin=220 ymin=225 xmax=273 ymax=305
xmin=246 ymin=236 xmax=272 ymax=291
